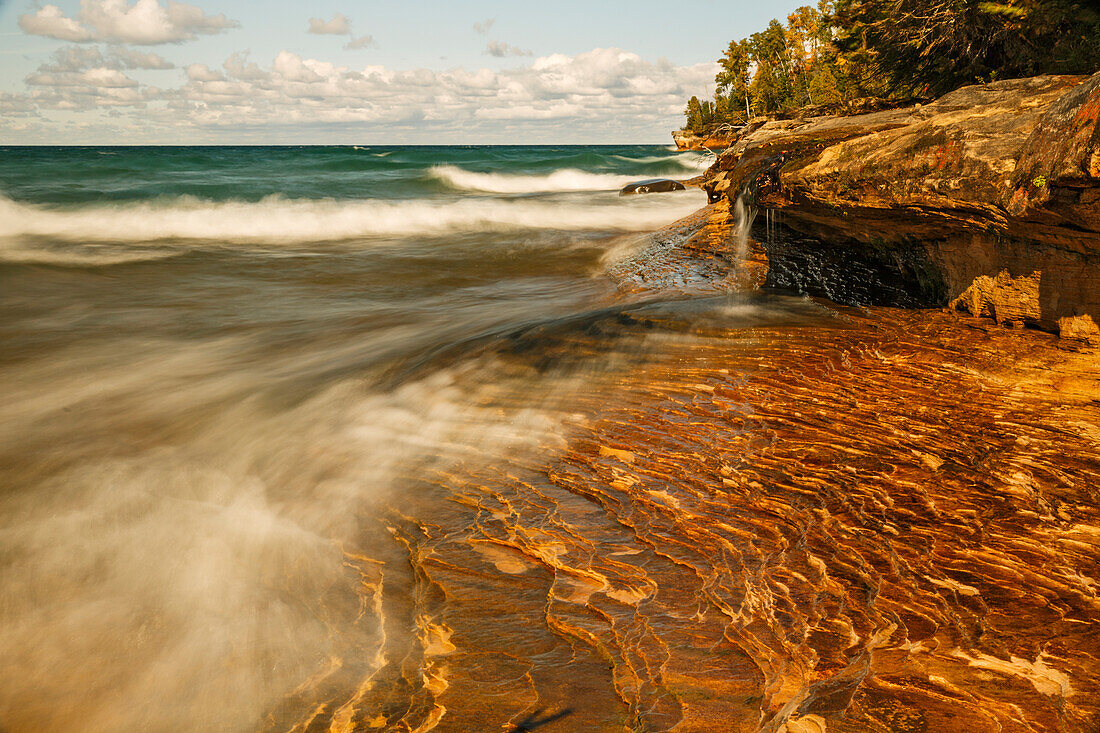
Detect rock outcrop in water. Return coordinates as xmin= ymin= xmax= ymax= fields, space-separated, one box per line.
xmin=619 ymin=178 xmax=688 ymax=195
xmin=673 ymin=129 xmax=740 ymax=151
xmin=703 ymin=73 xmax=1100 ymax=342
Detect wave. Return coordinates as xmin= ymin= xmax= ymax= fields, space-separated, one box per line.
xmin=428 ymin=165 xmax=638 ymax=193
xmin=609 ymin=153 xmax=711 ymax=171
xmin=351 ymin=147 xmax=392 ymax=157
xmin=0 ymin=191 xmax=706 ymax=248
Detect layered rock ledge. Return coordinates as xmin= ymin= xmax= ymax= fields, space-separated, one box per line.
xmin=673 ymin=129 xmax=740 ymax=151
xmin=702 ymin=74 xmax=1100 ymax=342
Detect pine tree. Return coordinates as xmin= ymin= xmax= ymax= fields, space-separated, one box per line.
xmin=808 ymin=64 xmax=843 ymax=105
xmin=684 ymin=96 xmax=703 ymax=133
xmin=831 ymin=0 xmax=1100 ymax=96
xmin=715 ymin=39 xmax=752 ymax=122
xmin=748 ymin=20 xmax=796 ymax=114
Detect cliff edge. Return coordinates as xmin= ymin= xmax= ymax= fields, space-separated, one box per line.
xmin=703 ymin=73 xmax=1100 ymax=342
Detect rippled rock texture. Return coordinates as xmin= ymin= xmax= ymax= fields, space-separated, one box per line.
xmin=269 ymin=297 xmax=1100 ymax=732
xmin=704 ymin=73 xmax=1100 ymax=343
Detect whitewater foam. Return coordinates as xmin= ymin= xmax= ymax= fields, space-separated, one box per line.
xmin=428 ymin=165 xmax=638 ymax=193
xmin=0 ymin=192 xmax=705 ymax=248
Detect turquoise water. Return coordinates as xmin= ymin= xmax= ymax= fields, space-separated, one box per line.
xmin=0 ymin=144 xmax=708 ymax=204
xmin=0 ymin=145 xmax=710 ymax=253
xmin=0 ymin=145 xmax=711 ymax=374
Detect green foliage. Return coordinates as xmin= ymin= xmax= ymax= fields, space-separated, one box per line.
xmin=682 ymin=0 xmax=1100 ymax=133
xmin=715 ymin=39 xmax=752 ymax=122
xmin=684 ymin=4 xmax=841 ymax=131
xmin=808 ymin=65 xmax=843 ymax=105
xmin=831 ymin=0 xmax=1100 ymax=96
xmin=748 ymin=20 xmax=796 ymax=114
xmin=684 ymin=95 xmax=722 ymax=134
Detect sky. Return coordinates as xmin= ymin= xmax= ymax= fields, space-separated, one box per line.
xmin=0 ymin=0 xmax=805 ymax=144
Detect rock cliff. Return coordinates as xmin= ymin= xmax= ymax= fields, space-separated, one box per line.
xmin=702 ymin=74 xmax=1100 ymax=342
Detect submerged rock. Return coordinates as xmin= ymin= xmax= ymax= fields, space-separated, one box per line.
xmin=703 ymin=73 xmax=1100 ymax=342
xmin=619 ymin=178 xmax=687 ymax=196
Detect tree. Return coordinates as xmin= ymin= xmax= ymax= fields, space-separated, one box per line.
xmin=748 ymin=20 xmax=796 ymax=114
xmin=831 ymin=0 xmax=1100 ymax=96
xmin=684 ymin=96 xmax=704 ymax=133
xmin=715 ymin=39 xmax=752 ymax=122
xmin=808 ymin=64 xmax=843 ymax=105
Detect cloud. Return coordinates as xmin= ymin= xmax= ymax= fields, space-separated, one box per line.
xmin=307 ymin=13 xmax=350 ymax=35
xmin=38 ymin=45 xmax=175 ymax=72
xmin=19 ymin=44 xmax=173 ymax=111
xmin=19 ymin=5 xmax=92 ymax=41
xmin=222 ymin=51 xmax=266 ymax=81
xmin=473 ymin=18 xmax=494 ymax=35
xmin=27 ymin=67 xmax=139 ymax=88
xmin=166 ymin=47 xmax=713 ymax=127
xmin=4 ymin=47 xmax=719 ymax=142
xmin=19 ymin=0 xmax=238 ymax=45
xmin=185 ymin=63 xmax=224 ymax=81
xmin=345 ymin=35 xmax=376 ymax=50
xmin=485 ymin=41 xmax=531 ymax=58
xmin=111 ymin=46 xmax=175 ymax=69
xmin=38 ymin=46 xmax=109 ymax=72
xmin=16 ymin=69 xmax=155 ymax=111
xmin=306 ymin=11 xmax=373 ymax=48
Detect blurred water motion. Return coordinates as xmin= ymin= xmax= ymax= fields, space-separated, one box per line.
xmin=2 ymin=146 xmax=1098 ymax=731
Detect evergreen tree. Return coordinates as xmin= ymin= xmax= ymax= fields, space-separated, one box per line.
xmin=808 ymin=64 xmax=843 ymax=105
xmin=748 ymin=20 xmax=796 ymax=114
xmin=683 ymin=96 xmax=704 ymax=133
xmin=716 ymin=39 xmax=753 ymax=122
xmin=831 ymin=0 xmax=1100 ymax=96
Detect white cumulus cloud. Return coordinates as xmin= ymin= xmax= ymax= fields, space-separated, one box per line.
xmin=165 ymin=47 xmax=714 ymax=130
xmin=19 ymin=0 xmax=238 ymax=45
xmin=3 ymin=46 xmax=719 ymax=143
xmin=111 ymin=46 xmax=175 ymax=69
xmin=307 ymin=13 xmax=351 ymax=35
xmin=485 ymin=41 xmax=531 ymax=58
xmin=345 ymin=35 xmax=376 ymax=50
xmin=19 ymin=5 xmax=93 ymax=41
xmin=185 ymin=63 xmax=225 ymax=82
xmin=38 ymin=45 xmax=175 ymax=72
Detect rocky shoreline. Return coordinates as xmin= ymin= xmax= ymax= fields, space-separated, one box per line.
xmin=686 ymin=73 xmax=1100 ymax=343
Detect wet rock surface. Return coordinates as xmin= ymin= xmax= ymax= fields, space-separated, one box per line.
xmin=619 ymin=179 xmax=688 ymax=196
xmin=270 ymin=303 xmax=1100 ymax=733
xmin=704 ymin=74 xmax=1100 ymax=342
xmin=260 ymin=212 xmax=1100 ymax=732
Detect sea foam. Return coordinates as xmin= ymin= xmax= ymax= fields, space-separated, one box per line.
xmin=428 ymin=165 xmax=638 ymax=193
xmin=0 ymin=191 xmax=705 ymax=247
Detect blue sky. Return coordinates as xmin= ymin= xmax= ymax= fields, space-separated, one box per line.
xmin=0 ymin=0 xmax=805 ymax=143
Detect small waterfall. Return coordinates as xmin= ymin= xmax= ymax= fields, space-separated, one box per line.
xmin=733 ymin=193 xmax=758 ymax=264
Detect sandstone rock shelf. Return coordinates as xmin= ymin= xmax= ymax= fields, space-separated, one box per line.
xmin=268 ymin=296 xmax=1100 ymax=732
xmin=701 ymin=73 xmax=1100 ymax=343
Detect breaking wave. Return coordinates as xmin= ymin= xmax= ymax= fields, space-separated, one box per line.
xmin=428 ymin=165 xmax=637 ymax=193
xmin=609 ymin=153 xmax=711 ymax=170
xmin=0 ymin=191 xmax=706 ymax=248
